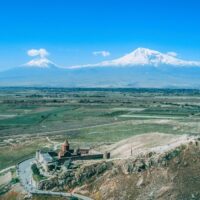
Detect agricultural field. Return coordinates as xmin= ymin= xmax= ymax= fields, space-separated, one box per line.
xmin=1 ymin=88 xmax=200 ymax=170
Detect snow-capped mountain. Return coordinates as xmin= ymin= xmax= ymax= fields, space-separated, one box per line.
xmin=70 ymin=48 xmax=200 ymax=68
xmin=23 ymin=48 xmax=61 ymax=69
xmin=1 ymin=47 xmax=200 ymax=88
xmin=25 ymin=57 xmax=54 ymax=68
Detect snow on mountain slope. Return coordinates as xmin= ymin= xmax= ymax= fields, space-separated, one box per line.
xmin=70 ymin=48 xmax=200 ymax=68
xmin=1 ymin=47 xmax=200 ymax=88
xmin=25 ymin=57 xmax=55 ymax=68
xmin=24 ymin=48 xmax=60 ymax=68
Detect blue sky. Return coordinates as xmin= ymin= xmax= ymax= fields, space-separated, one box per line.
xmin=1 ymin=0 xmax=200 ymax=70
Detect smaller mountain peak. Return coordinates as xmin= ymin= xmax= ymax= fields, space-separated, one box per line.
xmin=24 ymin=48 xmax=59 ymax=68
xmin=24 ymin=58 xmax=58 ymax=68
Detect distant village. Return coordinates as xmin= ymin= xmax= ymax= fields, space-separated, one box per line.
xmin=35 ymin=139 xmax=110 ymax=172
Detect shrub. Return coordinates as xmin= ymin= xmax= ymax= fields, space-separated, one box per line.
xmin=31 ymin=163 xmax=40 ymax=175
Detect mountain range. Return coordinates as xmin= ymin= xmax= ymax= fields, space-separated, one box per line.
xmin=1 ymin=48 xmax=200 ymax=88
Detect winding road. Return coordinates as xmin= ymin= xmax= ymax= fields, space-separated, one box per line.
xmin=17 ymin=158 xmax=93 ymax=200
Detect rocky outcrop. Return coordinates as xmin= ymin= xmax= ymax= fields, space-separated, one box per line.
xmin=38 ymin=161 xmax=112 ymax=191
xmin=91 ymin=138 xmax=200 ymax=200
xmin=38 ymin=137 xmax=200 ymax=200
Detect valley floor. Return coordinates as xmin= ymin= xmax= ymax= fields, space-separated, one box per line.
xmin=1 ymin=88 xmax=200 ymax=199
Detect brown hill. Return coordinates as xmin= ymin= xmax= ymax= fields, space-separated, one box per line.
xmin=73 ymin=134 xmax=200 ymax=200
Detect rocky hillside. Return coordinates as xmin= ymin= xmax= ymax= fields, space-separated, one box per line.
xmin=38 ymin=134 xmax=200 ymax=200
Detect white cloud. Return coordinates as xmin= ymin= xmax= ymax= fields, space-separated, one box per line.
xmin=27 ymin=48 xmax=49 ymax=58
xmin=93 ymin=51 xmax=111 ymax=57
xmin=167 ymin=52 xmax=178 ymax=57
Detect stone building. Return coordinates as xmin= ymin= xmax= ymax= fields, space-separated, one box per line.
xmin=35 ymin=139 xmax=109 ymax=172
xmin=58 ymin=139 xmax=74 ymax=159
xmin=36 ymin=150 xmax=55 ymax=172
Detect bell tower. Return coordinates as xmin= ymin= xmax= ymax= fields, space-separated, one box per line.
xmin=62 ymin=139 xmax=69 ymax=152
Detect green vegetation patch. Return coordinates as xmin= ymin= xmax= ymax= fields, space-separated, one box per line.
xmin=1 ymin=88 xmax=200 ymax=170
